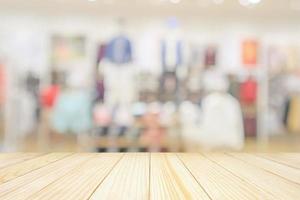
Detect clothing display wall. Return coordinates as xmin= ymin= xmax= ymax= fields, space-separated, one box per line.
xmin=1 ymin=14 xmax=300 ymax=151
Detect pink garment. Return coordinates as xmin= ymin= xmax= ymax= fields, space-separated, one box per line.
xmin=240 ymin=78 xmax=257 ymax=105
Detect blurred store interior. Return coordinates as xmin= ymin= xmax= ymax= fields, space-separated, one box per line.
xmin=0 ymin=0 xmax=300 ymax=152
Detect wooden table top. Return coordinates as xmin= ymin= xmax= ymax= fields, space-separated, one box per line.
xmin=0 ymin=153 xmax=299 ymax=199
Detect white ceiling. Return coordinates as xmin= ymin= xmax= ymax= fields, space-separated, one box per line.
xmin=0 ymin=0 xmax=300 ymax=19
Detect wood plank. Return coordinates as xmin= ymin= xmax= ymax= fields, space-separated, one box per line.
xmin=28 ymin=153 xmax=123 ymax=200
xmin=178 ymin=153 xmax=275 ymax=200
xmin=258 ymin=153 xmax=300 ymax=169
xmin=0 ymin=153 xmax=71 ymax=184
xmin=0 ymin=153 xmax=298 ymax=199
xmin=90 ymin=153 xmax=149 ymax=200
xmin=0 ymin=153 xmax=41 ymax=169
xmin=204 ymin=153 xmax=300 ymax=199
xmin=0 ymin=153 xmax=35 ymax=160
xmin=0 ymin=154 xmax=94 ymax=200
xmin=229 ymin=153 xmax=300 ymax=185
xmin=150 ymin=153 xmax=211 ymax=200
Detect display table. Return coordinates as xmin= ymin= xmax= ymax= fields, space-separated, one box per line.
xmin=0 ymin=153 xmax=299 ymax=199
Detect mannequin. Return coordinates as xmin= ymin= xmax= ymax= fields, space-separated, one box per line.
xmin=101 ymin=18 xmax=137 ymax=106
xmin=199 ymin=69 xmax=244 ymax=150
xmin=105 ymin=18 xmax=132 ymax=65
xmin=161 ymin=17 xmax=185 ymax=72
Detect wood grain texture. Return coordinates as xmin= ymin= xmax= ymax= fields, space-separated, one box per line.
xmin=90 ymin=153 xmax=149 ymax=200
xmin=258 ymin=153 xmax=300 ymax=169
xmin=150 ymin=154 xmax=210 ymax=200
xmin=229 ymin=153 xmax=300 ymax=185
xmin=205 ymin=153 xmax=300 ymax=199
xmin=29 ymin=153 xmax=122 ymax=200
xmin=0 ymin=153 xmax=299 ymax=200
xmin=178 ymin=153 xmax=275 ymax=199
xmin=0 ymin=153 xmax=71 ymax=184
xmin=0 ymin=154 xmax=93 ymax=200
xmin=0 ymin=153 xmax=41 ymax=169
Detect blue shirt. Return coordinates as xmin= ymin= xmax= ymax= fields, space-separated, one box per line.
xmin=105 ymin=35 xmax=132 ymax=64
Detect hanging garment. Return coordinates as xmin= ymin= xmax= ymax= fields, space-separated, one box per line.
xmin=159 ymin=72 xmax=178 ymax=102
xmin=283 ymin=98 xmax=291 ymax=126
xmin=96 ymin=44 xmax=107 ymax=66
xmin=161 ymin=39 xmax=183 ymax=71
xmin=51 ymin=90 xmax=92 ymax=134
xmin=136 ymin=30 xmax=161 ymax=75
xmin=204 ymin=46 xmax=217 ymax=67
xmin=94 ymin=79 xmax=105 ymax=102
xmin=228 ymin=78 xmax=240 ymax=99
xmin=267 ymin=46 xmax=286 ymax=75
xmin=25 ymin=73 xmax=41 ymax=122
xmin=40 ymin=85 xmax=60 ymax=109
xmin=105 ymin=35 xmax=132 ymax=64
xmin=242 ymin=39 xmax=258 ymax=66
xmin=18 ymin=91 xmax=37 ymax=136
xmin=198 ymin=93 xmax=244 ymax=150
xmin=187 ymin=44 xmax=201 ymax=68
xmin=25 ymin=73 xmax=40 ymax=96
xmin=240 ymin=78 xmax=257 ymax=105
xmin=268 ymin=75 xmax=289 ymax=130
xmin=243 ymin=116 xmax=257 ymax=137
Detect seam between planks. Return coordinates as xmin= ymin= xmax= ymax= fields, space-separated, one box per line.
xmin=23 ymin=154 xmax=97 ymax=200
xmin=0 ymin=154 xmax=80 ymax=199
xmin=148 ymin=153 xmax=151 ymax=200
xmin=226 ymin=153 xmax=300 ymax=186
xmin=175 ymin=153 xmax=213 ymax=200
xmin=255 ymin=154 xmax=300 ymax=170
xmin=200 ymin=153 xmax=277 ymax=199
xmin=87 ymin=153 xmax=125 ymax=200
xmin=0 ymin=153 xmax=74 ymax=185
xmin=0 ymin=154 xmax=46 ymax=170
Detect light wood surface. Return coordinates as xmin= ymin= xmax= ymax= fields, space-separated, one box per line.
xmin=0 ymin=153 xmax=299 ymax=199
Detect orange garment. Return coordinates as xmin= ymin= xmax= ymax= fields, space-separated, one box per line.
xmin=242 ymin=40 xmax=258 ymax=66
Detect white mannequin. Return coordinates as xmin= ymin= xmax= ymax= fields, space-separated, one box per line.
xmin=199 ymin=70 xmax=244 ymax=150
